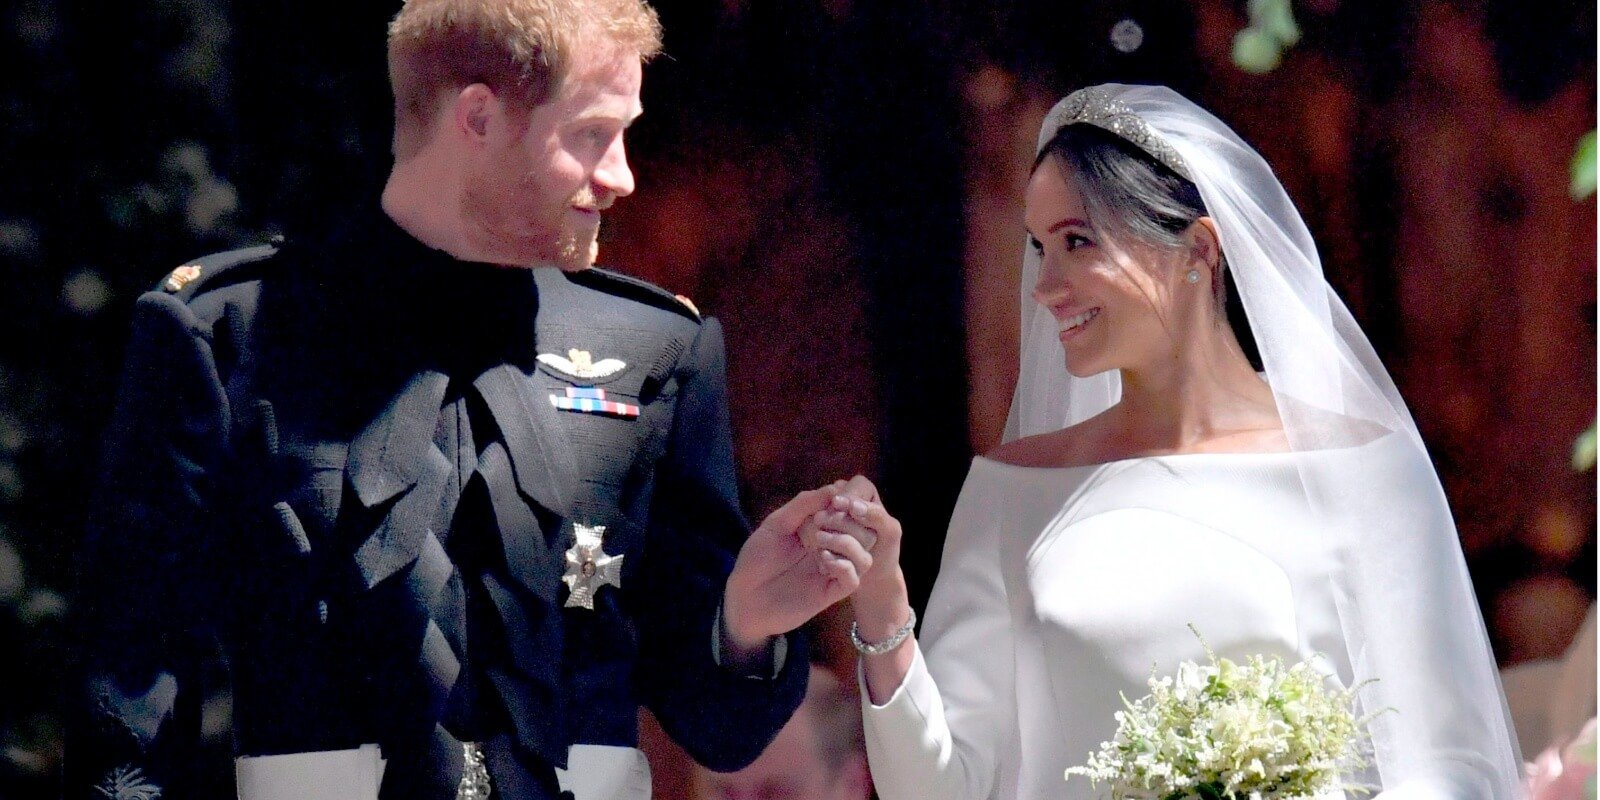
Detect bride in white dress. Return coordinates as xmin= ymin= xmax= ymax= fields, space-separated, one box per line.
xmin=803 ymin=84 xmax=1524 ymax=799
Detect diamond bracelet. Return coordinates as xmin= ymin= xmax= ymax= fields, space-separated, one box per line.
xmin=849 ymin=608 xmax=917 ymax=656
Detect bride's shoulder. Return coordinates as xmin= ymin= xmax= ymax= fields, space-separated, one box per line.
xmin=983 ymin=433 xmax=1060 ymax=467
xmin=984 ymin=418 xmax=1107 ymax=468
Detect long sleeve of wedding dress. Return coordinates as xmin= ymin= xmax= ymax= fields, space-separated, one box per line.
xmin=861 ymin=471 xmax=1015 ymax=800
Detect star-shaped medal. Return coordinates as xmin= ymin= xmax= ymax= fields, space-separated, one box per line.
xmin=562 ymin=523 xmax=623 ymax=610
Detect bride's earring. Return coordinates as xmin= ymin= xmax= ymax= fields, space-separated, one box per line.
xmin=1185 ymin=269 xmax=1202 ymax=284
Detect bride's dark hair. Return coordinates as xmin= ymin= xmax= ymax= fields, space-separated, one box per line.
xmin=1035 ymin=123 xmax=1261 ymax=371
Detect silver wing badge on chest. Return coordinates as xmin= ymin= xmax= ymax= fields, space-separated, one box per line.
xmin=537 ymin=349 xmax=627 ymax=381
xmin=562 ymin=523 xmax=623 ymax=609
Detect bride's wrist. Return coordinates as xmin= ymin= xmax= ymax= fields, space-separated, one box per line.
xmin=851 ymin=573 xmax=911 ymax=641
xmin=858 ymin=563 xmax=905 ymax=599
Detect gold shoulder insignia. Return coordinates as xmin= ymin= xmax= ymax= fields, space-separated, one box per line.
xmin=164 ymin=264 xmax=203 ymax=292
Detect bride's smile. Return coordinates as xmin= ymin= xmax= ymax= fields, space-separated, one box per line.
xmin=1057 ymin=306 xmax=1100 ymax=340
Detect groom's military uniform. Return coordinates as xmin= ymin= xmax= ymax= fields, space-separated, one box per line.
xmin=71 ymin=208 xmax=807 ymax=799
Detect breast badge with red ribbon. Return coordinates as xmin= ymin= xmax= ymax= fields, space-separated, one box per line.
xmin=549 ymin=386 xmax=640 ymax=419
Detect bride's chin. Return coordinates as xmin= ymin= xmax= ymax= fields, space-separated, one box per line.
xmin=1063 ymin=360 xmax=1108 ymax=379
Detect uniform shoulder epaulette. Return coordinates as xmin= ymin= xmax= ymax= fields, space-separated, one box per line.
xmin=155 ymin=237 xmax=284 ymax=302
xmin=567 ymin=266 xmax=703 ymax=323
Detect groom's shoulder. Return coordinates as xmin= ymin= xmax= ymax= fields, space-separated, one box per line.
xmin=150 ymin=238 xmax=283 ymax=307
xmin=563 ymin=266 xmax=705 ymax=326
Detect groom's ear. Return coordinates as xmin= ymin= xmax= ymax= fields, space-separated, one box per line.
xmin=453 ymin=83 xmax=501 ymax=143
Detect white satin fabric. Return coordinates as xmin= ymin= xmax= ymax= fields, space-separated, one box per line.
xmin=864 ymin=437 xmax=1507 ymax=800
xmin=555 ymin=744 xmax=654 ymax=800
xmin=235 ymin=746 xmax=385 ymax=800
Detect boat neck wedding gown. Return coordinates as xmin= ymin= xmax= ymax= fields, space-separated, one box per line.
xmin=862 ymin=433 xmax=1493 ymax=800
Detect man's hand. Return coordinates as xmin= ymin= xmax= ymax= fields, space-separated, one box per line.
xmin=721 ymin=480 xmax=877 ymax=656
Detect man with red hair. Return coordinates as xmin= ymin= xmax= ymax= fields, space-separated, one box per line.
xmin=71 ymin=2 xmax=868 ymax=797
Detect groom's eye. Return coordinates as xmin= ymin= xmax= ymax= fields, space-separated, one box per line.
xmin=1027 ymin=235 xmax=1044 ymax=255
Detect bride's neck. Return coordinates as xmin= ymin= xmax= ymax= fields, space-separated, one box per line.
xmin=1114 ymin=323 xmax=1274 ymax=449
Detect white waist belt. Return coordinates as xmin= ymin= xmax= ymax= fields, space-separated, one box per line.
xmin=235 ymin=743 xmax=651 ymax=800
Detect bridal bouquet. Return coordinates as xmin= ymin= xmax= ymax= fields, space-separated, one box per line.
xmin=1066 ymin=631 xmax=1371 ymax=800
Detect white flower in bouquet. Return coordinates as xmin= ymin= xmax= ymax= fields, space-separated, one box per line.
xmin=1066 ymin=627 xmax=1374 ymax=800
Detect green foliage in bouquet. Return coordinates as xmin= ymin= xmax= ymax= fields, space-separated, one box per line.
xmin=1067 ymin=627 xmax=1373 ymax=800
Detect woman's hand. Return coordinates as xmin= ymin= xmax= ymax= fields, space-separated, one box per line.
xmin=808 ymin=480 xmax=901 ymax=587
xmin=806 ymin=477 xmax=914 ymax=653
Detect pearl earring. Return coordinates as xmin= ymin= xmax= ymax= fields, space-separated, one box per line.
xmin=1185 ymin=269 xmax=1202 ymax=284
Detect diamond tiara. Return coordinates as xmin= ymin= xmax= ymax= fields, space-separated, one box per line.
xmin=1046 ymin=87 xmax=1193 ymax=180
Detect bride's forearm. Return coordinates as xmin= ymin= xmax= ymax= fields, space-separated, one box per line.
xmin=853 ymin=569 xmax=916 ymax=705
xmin=861 ymin=632 xmax=917 ymax=706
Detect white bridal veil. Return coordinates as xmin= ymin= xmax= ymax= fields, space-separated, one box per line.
xmin=1004 ymin=84 xmax=1524 ymax=798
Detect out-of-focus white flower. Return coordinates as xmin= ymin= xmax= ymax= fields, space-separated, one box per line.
xmin=62 ymin=269 xmax=114 ymax=316
xmin=1109 ymin=19 xmax=1145 ymax=53
xmin=159 ymin=141 xmax=239 ymax=236
xmin=19 ymin=587 xmax=66 ymax=624
xmin=0 ymin=536 xmax=24 ymax=605
xmin=0 ymin=219 xmax=42 ymax=261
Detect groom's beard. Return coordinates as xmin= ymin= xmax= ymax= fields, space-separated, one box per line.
xmin=461 ymin=178 xmax=603 ymax=271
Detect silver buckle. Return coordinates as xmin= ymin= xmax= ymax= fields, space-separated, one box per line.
xmin=457 ymin=741 xmax=493 ymax=799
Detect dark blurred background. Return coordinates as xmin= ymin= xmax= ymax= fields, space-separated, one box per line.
xmin=0 ymin=0 xmax=1593 ymax=796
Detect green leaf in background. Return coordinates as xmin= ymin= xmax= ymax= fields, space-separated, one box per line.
xmin=1233 ymin=0 xmax=1300 ymax=74
xmin=1232 ymin=27 xmax=1283 ymax=74
xmin=1253 ymin=0 xmax=1302 ymax=46
xmin=1573 ymin=422 xmax=1596 ymax=472
xmin=1571 ymin=130 xmax=1596 ymax=201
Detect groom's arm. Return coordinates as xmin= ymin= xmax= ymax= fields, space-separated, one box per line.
xmin=69 ymin=288 xmax=233 ymax=799
xmin=633 ymin=317 xmax=810 ymax=771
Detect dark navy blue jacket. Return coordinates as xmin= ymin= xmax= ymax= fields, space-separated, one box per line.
xmin=71 ymin=210 xmax=807 ymax=799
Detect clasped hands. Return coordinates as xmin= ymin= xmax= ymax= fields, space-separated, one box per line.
xmin=721 ymin=476 xmax=906 ymax=659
